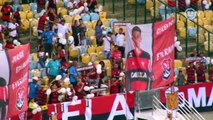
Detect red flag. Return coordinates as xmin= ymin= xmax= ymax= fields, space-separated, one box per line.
xmin=152 ymin=18 xmax=175 ymax=89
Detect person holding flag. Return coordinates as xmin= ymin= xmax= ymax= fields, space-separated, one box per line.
xmin=126 ymin=26 xmax=153 ymax=91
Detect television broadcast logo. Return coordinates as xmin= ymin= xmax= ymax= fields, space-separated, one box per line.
xmin=185 ymin=8 xmax=197 ymax=20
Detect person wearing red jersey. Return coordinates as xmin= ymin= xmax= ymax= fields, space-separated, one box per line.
xmin=1 ymin=2 xmax=13 ymax=26
xmin=74 ymin=81 xmax=85 ymax=99
xmin=37 ymin=84 xmax=48 ymax=105
xmin=48 ymin=83 xmax=60 ymax=104
xmin=87 ymin=0 xmax=97 ymax=12
xmin=0 ymin=24 xmax=4 ymax=44
xmin=186 ymin=62 xmax=196 ymax=84
xmin=4 ymin=36 xmax=15 ymax=49
xmin=209 ymin=65 xmax=213 ymax=82
xmin=111 ymin=63 xmax=122 ymax=78
xmin=111 ymin=45 xmax=122 ymax=65
xmin=178 ymin=0 xmax=187 ymax=12
xmin=37 ymin=11 xmax=53 ymax=45
xmin=126 ymin=26 xmax=152 ymax=91
xmin=13 ymin=8 xmax=21 ymax=25
xmin=109 ymin=76 xmax=120 ymax=94
xmin=37 ymin=0 xmax=46 ymax=13
xmin=78 ymin=0 xmax=85 ymax=8
xmin=196 ymin=61 xmax=206 ymax=83
xmin=190 ymin=0 xmax=198 ymax=10
xmin=167 ymin=0 xmax=176 ymax=14
xmin=48 ymin=0 xmax=57 ymax=10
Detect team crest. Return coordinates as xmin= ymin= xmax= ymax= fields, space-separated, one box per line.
xmin=161 ymin=59 xmax=172 ymax=80
xmin=16 ymin=86 xmax=26 ymax=110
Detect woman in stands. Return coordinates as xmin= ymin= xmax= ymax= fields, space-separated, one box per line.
xmin=95 ymin=20 xmax=103 ymax=46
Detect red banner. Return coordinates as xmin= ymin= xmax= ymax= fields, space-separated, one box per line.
xmin=160 ymin=82 xmax=213 ymax=111
xmin=7 ymin=44 xmax=30 ymax=118
xmin=152 ymin=18 xmax=175 ymax=89
xmin=125 ymin=18 xmax=175 ymax=91
xmin=46 ymin=92 xmax=135 ymax=120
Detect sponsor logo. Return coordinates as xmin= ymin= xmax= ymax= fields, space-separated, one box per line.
xmin=16 ymin=86 xmax=26 ymax=110
xmin=161 ymin=59 xmax=172 ymax=80
xmin=130 ymin=72 xmax=148 ymax=79
xmin=185 ymin=8 xmax=197 ymax=20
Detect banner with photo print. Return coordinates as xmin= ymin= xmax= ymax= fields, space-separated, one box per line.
xmin=125 ymin=18 xmax=175 ymax=91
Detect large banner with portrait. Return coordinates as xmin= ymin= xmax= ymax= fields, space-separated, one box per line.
xmin=125 ymin=18 xmax=175 ymax=91
xmin=0 ymin=44 xmax=30 ymax=118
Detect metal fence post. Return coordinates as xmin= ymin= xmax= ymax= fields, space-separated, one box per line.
xmin=123 ymin=0 xmax=126 ymax=21
xmin=208 ymin=32 xmax=210 ymax=57
xmin=103 ymin=0 xmax=105 ymax=6
xmin=196 ymin=14 xmax=199 ymax=53
xmin=135 ymin=0 xmax=138 ymax=24
xmin=153 ymin=0 xmax=156 ymax=22
xmin=185 ymin=19 xmax=188 ymax=57
xmin=144 ymin=0 xmax=147 ymax=23
xmin=165 ymin=3 xmax=167 ymax=20
xmin=112 ymin=0 xmax=115 ymax=14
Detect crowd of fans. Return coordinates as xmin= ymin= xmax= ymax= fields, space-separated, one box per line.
xmin=175 ymin=49 xmax=213 ymax=87
xmin=0 ymin=0 xmax=212 ymax=118
xmin=0 ymin=0 xmax=126 ymax=113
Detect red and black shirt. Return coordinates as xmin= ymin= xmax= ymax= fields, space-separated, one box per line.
xmin=126 ymin=49 xmax=151 ymax=91
xmin=37 ymin=15 xmax=47 ymax=31
xmin=186 ymin=65 xmax=196 ymax=81
xmin=37 ymin=89 xmax=47 ymax=105
xmin=1 ymin=5 xmax=13 ymax=21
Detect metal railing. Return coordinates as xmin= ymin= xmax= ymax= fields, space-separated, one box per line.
xmin=152 ymin=94 xmax=205 ymax=120
xmin=152 ymin=96 xmax=169 ymax=117
xmin=178 ymin=93 xmax=205 ymax=120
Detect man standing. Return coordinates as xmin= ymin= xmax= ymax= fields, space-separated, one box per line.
xmin=69 ymin=61 xmax=78 ymax=87
xmin=186 ymin=62 xmax=196 ymax=84
xmin=28 ymin=77 xmax=40 ymax=100
xmin=79 ymin=19 xmax=87 ymax=46
xmin=57 ymin=19 xmax=69 ymax=39
xmin=103 ymin=32 xmax=114 ymax=59
xmin=126 ymin=26 xmax=152 ymax=91
xmin=47 ymin=54 xmax=61 ymax=82
xmin=115 ymin=28 xmax=125 ymax=58
xmin=42 ymin=26 xmax=55 ymax=58
xmin=1 ymin=2 xmax=13 ymax=26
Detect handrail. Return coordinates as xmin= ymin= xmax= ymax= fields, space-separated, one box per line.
xmin=178 ymin=94 xmax=205 ymax=120
xmin=152 ymin=96 xmax=167 ymax=117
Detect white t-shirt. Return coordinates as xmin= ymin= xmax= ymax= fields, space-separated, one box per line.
xmin=8 ymin=23 xmax=19 ymax=37
xmin=57 ymin=24 xmax=69 ymax=38
xmin=103 ymin=36 xmax=111 ymax=51
xmin=116 ymin=33 xmax=125 ymax=47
